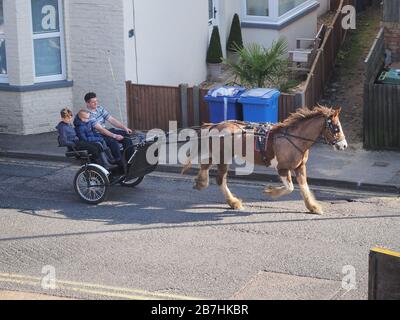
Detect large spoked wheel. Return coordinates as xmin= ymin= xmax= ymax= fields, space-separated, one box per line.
xmin=74 ymin=166 xmax=110 ymax=204
xmin=120 ymin=176 xmax=144 ymax=188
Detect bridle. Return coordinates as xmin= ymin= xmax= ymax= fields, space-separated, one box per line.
xmin=275 ymin=115 xmax=345 ymax=154
xmin=324 ymin=117 xmax=345 ymax=146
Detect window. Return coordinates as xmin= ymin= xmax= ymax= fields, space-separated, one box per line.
xmin=244 ymin=0 xmax=313 ymax=22
xmin=31 ymin=0 xmax=66 ymax=82
xmin=0 ymin=0 xmax=7 ymax=82
xmin=279 ymin=0 xmax=308 ymax=16
xmin=246 ymin=0 xmax=269 ymax=17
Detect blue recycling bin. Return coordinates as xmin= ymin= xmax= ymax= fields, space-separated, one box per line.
xmin=238 ymin=88 xmax=280 ymax=123
xmin=204 ymin=86 xmax=245 ymax=123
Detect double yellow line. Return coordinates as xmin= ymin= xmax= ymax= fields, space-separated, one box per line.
xmin=0 ymin=272 xmax=201 ymax=300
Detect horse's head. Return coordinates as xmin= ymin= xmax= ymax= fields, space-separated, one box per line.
xmin=322 ymin=108 xmax=348 ymax=151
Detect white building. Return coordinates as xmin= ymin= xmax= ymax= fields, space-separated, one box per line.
xmin=0 ymin=0 xmax=330 ymax=135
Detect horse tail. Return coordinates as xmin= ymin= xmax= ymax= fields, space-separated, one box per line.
xmin=181 ymin=160 xmax=192 ymax=175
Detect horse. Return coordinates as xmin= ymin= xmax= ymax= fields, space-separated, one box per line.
xmin=182 ymin=106 xmax=348 ymax=215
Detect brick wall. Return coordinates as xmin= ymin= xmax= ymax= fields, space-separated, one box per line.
xmin=20 ymin=88 xmax=74 ymax=135
xmin=0 ymin=87 xmax=73 ymax=135
xmin=383 ymin=22 xmax=400 ymax=62
xmin=0 ymin=92 xmax=23 ymax=134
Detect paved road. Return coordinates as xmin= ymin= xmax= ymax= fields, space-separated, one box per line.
xmin=0 ymin=157 xmax=398 ymax=300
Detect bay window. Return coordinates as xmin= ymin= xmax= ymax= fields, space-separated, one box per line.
xmin=31 ymin=0 xmax=66 ymax=82
xmin=0 ymin=0 xmax=7 ymax=82
xmin=244 ymin=0 xmax=314 ymax=22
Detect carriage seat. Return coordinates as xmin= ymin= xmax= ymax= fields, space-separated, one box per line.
xmin=64 ymin=148 xmax=91 ymax=160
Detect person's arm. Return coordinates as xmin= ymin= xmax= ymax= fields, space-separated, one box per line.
xmin=58 ymin=125 xmax=73 ymax=147
xmin=94 ymin=123 xmax=124 ymax=141
xmin=75 ymin=126 xmax=89 ymax=142
xmin=107 ymin=116 xmax=133 ymax=135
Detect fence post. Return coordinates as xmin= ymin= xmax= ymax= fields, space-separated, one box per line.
xmin=126 ymin=81 xmax=132 ymax=129
xmin=180 ymin=84 xmax=189 ymax=128
xmin=193 ymin=85 xmax=200 ymax=126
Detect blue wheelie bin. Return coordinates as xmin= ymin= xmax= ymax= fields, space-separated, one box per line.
xmin=238 ymin=88 xmax=280 ymax=123
xmin=204 ymin=86 xmax=246 ymax=122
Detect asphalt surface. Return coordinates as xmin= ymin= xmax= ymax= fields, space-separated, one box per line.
xmin=0 ymin=157 xmax=399 ymax=300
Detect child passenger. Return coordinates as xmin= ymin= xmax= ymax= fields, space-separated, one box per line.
xmin=56 ymin=108 xmax=114 ymax=169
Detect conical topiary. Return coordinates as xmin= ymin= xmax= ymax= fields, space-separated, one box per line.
xmin=206 ymin=26 xmax=223 ymax=64
xmin=227 ymin=14 xmax=243 ymax=53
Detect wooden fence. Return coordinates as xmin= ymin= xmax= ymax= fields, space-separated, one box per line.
xmin=383 ymin=0 xmax=400 ymax=23
xmin=364 ymin=28 xmax=400 ymax=150
xmin=126 ymin=81 xmax=300 ymax=131
xmin=304 ymin=0 xmax=355 ymax=107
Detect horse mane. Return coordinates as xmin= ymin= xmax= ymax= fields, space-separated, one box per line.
xmin=272 ymin=106 xmax=334 ymax=130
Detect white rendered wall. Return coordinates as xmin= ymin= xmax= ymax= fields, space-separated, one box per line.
xmin=67 ymin=0 xmax=128 ymax=125
xmin=242 ymin=10 xmax=318 ymax=52
xmin=317 ymin=0 xmax=331 ymax=17
xmin=131 ymin=0 xmax=209 ymax=87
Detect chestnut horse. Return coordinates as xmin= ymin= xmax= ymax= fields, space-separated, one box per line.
xmin=182 ymin=106 xmax=347 ymax=215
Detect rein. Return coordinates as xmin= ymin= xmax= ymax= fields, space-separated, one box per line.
xmin=274 ymin=115 xmax=335 ymax=155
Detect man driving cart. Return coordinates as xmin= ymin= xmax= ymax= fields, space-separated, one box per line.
xmin=84 ymin=92 xmax=134 ymax=169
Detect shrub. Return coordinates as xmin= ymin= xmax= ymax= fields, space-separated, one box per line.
xmin=206 ymin=26 xmax=223 ymax=64
xmin=227 ymin=14 xmax=243 ymax=53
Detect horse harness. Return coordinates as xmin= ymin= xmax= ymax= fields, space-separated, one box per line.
xmin=275 ymin=116 xmax=343 ymax=154
xmin=240 ymin=115 xmax=343 ymax=162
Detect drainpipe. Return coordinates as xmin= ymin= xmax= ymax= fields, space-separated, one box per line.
xmin=132 ymin=0 xmax=139 ymax=84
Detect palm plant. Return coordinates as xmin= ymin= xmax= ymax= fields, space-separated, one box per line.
xmin=224 ymin=38 xmax=289 ymax=88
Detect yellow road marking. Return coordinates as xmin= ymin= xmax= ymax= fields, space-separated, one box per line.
xmin=0 ymin=272 xmax=202 ymax=300
xmin=371 ymin=247 xmax=400 ymax=258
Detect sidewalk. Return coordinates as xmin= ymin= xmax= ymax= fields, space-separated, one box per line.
xmin=0 ymin=132 xmax=399 ymax=194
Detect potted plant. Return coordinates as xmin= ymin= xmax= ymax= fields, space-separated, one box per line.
xmin=226 ymin=14 xmax=243 ymax=64
xmin=224 ymin=37 xmax=289 ymax=88
xmin=206 ymin=26 xmax=223 ymax=81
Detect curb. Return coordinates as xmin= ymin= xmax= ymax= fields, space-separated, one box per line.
xmin=1 ymin=151 xmax=399 ymax=195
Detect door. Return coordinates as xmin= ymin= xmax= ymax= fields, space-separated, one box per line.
xmin=208 ymin=0 xmax=219 ymax=36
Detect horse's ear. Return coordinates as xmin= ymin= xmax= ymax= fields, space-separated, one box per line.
xmin=333 ymin=108 xmax=342 ymax=118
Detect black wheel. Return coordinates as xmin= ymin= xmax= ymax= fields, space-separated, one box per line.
xmin=74 ymin=166 xmax=110 ymax=204
xmin=120 ymin=176 xmax=144 ymax=188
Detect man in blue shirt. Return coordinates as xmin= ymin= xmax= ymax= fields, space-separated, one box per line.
xmin=84 ymin=92 xmax=133 ymax=165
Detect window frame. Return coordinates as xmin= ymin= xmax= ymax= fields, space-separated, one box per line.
xmin=243 ymin=0 xmax=316 ymax=25
xmin=31 ymin=0 xmax=66 ymax=83
xmin=0 ymin=0 xmax=8 ymax=83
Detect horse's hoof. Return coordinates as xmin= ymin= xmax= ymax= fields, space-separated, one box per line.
xmin=309 ymin=205 xmax=324 ymax=215
xmin=264 ymin=186 xmax=273 ymax=195
xmin=193 ymin=181 xmax=208 ymax=191
xmin=228 ymin=199 xmax=243 ymax=210
xmin=264 ymin=187 xmax=280 ymax=199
